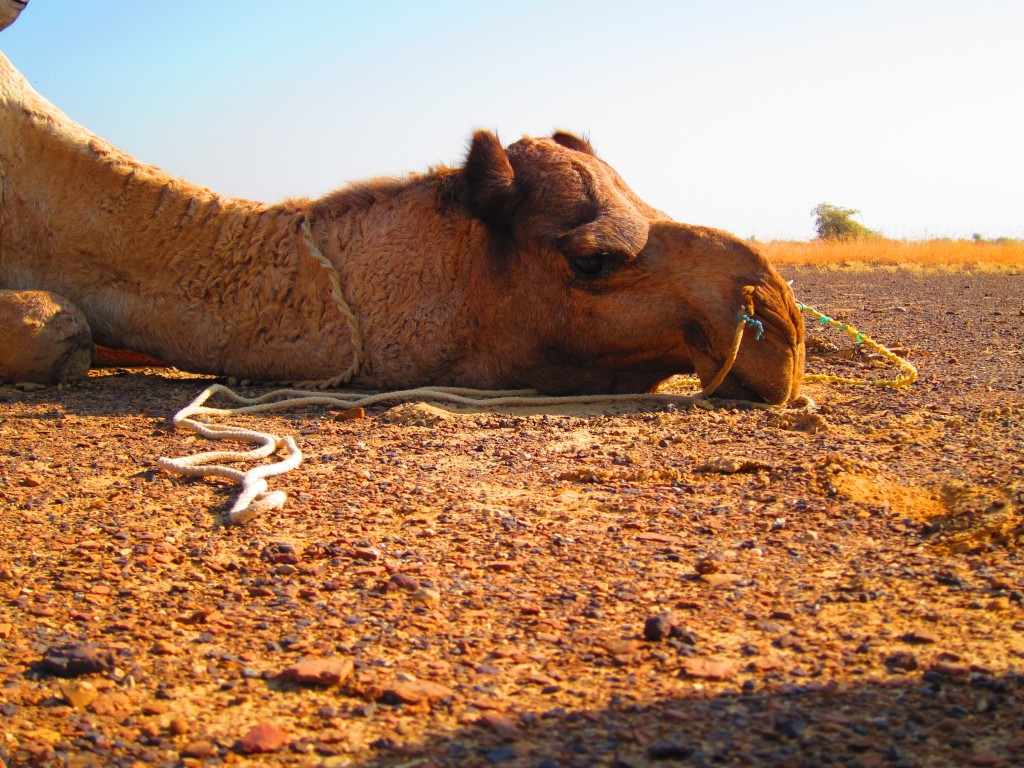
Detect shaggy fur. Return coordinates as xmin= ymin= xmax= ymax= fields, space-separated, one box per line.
xmin=0 ymin=1 xmax=26 ymax=33
xmin=0 ymin=50 xmax=805 ymax=403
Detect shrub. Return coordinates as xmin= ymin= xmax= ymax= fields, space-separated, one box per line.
xmin=811 ymin=203 xmax=878 ymax=241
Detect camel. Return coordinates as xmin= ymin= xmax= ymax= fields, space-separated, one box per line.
xmin=0 ymin=1 xmax=26 ymax=33
xmin=0 ymin=45 xmax=805 ymax=404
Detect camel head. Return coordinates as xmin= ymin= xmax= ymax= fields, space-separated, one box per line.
xmin=460 ymin=131 xmax=805 ymax=405
xmin=0 ymin=0 xmax=28 ymax=33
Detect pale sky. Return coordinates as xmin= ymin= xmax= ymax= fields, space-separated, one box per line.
xmin=3 ymin=1 xmax=1022 ymax=241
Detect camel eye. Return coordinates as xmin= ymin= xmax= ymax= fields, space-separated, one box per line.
xmin=570 ymin=255 xmax=605 ymax=278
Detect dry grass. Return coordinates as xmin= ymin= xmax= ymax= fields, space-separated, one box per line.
xmin=761 ymin=238 xmax=1024 ymax=269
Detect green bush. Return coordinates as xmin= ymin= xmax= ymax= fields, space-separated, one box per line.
xmin=811 ymin=203 xmax=878 ymax=241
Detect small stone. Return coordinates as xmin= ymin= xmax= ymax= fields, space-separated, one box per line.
xmin=485 ymin=560 xmax=518 ymax=572
xmin=59 ymin=680 xmax=99 ymax=709
xmin=695 ymin=557 xmax=720 ymax=574
xmin=380 ymin=679 xmax=454 ymax=705
xmin=478 ymin=711 xmax=519 ymax=740
xmin=333 ymin=407 xmax=366 ymax=421
xmin=89 ymin=691 xmax=132 ymax=716
xmin=486 ymin=745 xmax=518 ymax=764
xmin=239 ymin=722 xmax=288 ymax=754
xmin=168 ymin=717 xmax=191 ymax=736
xmin=884 ymin=651 xmax=918 ymax=672
xmin=603 ymin=639 xmax=642 ymax=656
xmin=41 ymin=643 xmax=113 ymax=677
xmin=386 ymin=573 xmax=419 ymax=592
xmin=901 ymin=629 xmax=939 ymax=644
xmin=181 ymin=740 xmax=218 ymax=759
xmin=278 ymin=656 xmax=354 ymax=687
xmin=702 ymin=573 xmax=744 ymax=587
xmin=151 ymin=639 xmax=180 ymax=656
xmin=774 ymin=714 xmax=808 ymax=739
xmin=682 ymin=658 xmax=736 ymax=681
xmin=647 ymin=740 xmax=695 ymax=759
xmin=985 ymin=597 xmax=1010 ymax=612
xmin=351 ymin=547 xmax=381 ymax=562
xmin=410 ymin=587 xmax=441 ymax=604
xmin=929 ymin=661 xmax=970 ymax=677
xmin=644 ymin=611 xmax=678 ymax=642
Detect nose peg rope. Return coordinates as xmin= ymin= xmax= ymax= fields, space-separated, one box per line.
xmin=699 ymin=285 xmax=763 ymax=398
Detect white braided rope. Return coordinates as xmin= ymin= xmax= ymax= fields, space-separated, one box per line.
xmin=157 ymin=380 xmax=786 ymax=524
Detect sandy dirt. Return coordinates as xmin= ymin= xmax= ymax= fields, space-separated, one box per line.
xmin=1 ymin=266 xmax=1022 ymax=768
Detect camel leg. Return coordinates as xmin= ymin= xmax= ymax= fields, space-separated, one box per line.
xmin=0 ymin=289 xmax=93 ymax=385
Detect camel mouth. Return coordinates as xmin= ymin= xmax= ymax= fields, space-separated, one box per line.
xmin=688 ymin=293 xmax=804 ymax=406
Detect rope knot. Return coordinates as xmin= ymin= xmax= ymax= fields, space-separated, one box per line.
xmin=737 ymin=286 xmax=764 ymax=341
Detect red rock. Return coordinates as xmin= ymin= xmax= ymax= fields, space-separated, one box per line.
xmin=278 ymin=656 xmax=354 ymax=687
xmin=239 ymin=722 xmax=288 ymax=754
xmin=351 ymin=548 xmax=381 ymax=562
xmin=485 ymin=560 xmax=518 ymax=572
xmin=682 ymin=658 xmax=736 ymax=681
xmin=181 ymin=740 xmax=218 ymax=758
xmin=702 ymin=573 xmax=744 ymax=587
xmin=334 ymin=407 xmax=366 ymax=421
xmin=478 ymin=711 xmax=519 ymax=740
xmin=900 ymin=629 xmax=939 ymax=644
xmin=381 ymin=679 xmax=455 ymax=705
xmin=386 ymin=573 xmax=420 ymax=592
xmin=151 ymin=640 xmax=180 ymax=656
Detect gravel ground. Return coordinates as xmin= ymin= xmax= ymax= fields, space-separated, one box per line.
xmin=1 ymin=266 xmax=1022 ymax=768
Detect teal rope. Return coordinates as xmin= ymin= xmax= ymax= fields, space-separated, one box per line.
xmin=736 ymin=308 xmax=765 ymax=340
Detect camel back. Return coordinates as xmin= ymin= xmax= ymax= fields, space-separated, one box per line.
xmin=0 ymin=51 xmax=362 ymax=383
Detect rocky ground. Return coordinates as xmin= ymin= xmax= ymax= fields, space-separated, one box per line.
xmin=1 ymin=266 xmax=1022 ymax=768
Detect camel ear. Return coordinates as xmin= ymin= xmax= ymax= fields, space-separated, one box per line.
xmin=463 ymin=130 xmax=518 ymax=230
xmin=551 ymin=131 xmax=595 ymax=155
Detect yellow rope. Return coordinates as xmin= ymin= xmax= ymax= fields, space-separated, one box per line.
xmin=798 ymin=302 xmax=917 ymax=389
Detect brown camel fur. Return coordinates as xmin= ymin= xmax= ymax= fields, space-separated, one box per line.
xmin=0 ymin=49 xmax=804 ymax=404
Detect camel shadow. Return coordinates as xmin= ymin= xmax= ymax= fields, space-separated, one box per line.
xmin=352 ymin=669 xmax=1023 ymax=767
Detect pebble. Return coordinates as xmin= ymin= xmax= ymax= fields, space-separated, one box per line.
xmin=59 ymin=680 xmax=99 ymax=709
xmin=682 ymin=658 xmax=736 ymax=681
xmin=380 ymin=679 xmax=455 ymax=705
xmin=478 ymin=712 xmax=519 ymax=740
xmin=647 ymin=740 xmax=695 ymax=759
xmin=901 ymin=629 xmax=939 ymax=644
xmin=239 ymin=722 xmax=289 ymax=754
xmin=485 ymin=745 xmax=518 ymax=764
xmin=410 ymin=587 xmax=441 ymax=604
xmin=351 ymin=547 xmax=381 ymax=562
xmin=151 ymin=639 xmax=180 ymax=655
xmin=387 ymin=573 xmax=420 ymax=591
xmin=644 ymin=611 xmax=678 ymax=642
xmin=181 ymin=740 xmax=218 ymax=759
xmin=884 ymin=651 xmax=918 ymax=672
xmin=41 ymin=643 xmax=113 ymax=677
xmin=695 ymin=557 xmax=720 ymax=574
xmin=278 ymin=656 xmax=354 ymax=687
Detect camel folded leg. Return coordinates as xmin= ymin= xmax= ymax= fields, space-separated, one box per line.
xmin=0 ymin=289 xmax=93 ymax=385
